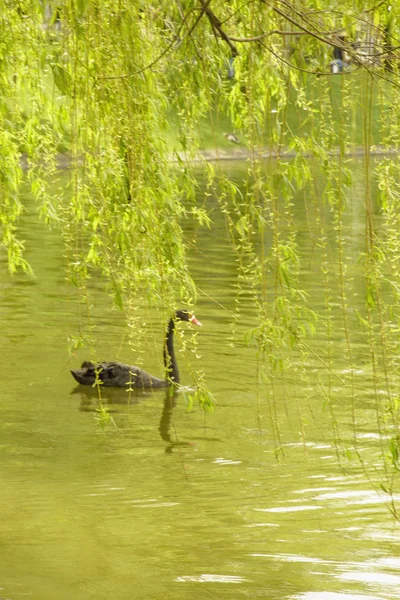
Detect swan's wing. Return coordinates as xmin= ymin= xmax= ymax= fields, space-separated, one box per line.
xmin=100 ymin=362 xmax=167 ymax=388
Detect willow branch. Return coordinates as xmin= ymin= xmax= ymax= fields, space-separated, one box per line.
xmin=228 ymin=28 xmax=344 ymax=43
xmin=277 ymin=0 xmax=331 ymax=34
xmin=99 ymin=6 xmax=196 ymax=80
xmin=260 ymin=40 xmax=355 ymax=77
xmin=198 ymin=0 xmax=239 ymax=56
xmin=219 ymin=0 xmax=259 ymax=25
xmin=272 ymin=5 xmax=340 ymax=50
xmin=99 ymin=0 xmax=400 ymax=81
xmin=364 ymin=0 xmax=388 ymax=12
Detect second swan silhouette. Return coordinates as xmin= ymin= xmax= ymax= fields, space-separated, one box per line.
xmin=70 ymin=309 xmax=202 ymax=388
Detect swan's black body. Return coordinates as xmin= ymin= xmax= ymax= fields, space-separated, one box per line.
xmin=70 ymin=310 xmax=201 ymax=389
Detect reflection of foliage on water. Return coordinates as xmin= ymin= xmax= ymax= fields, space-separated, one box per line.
xmin=3 ymin=1 xmax=400 ymax=515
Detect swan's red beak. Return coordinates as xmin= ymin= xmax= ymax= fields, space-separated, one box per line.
xmin=190 ymin=315 xmax=202 ymax=327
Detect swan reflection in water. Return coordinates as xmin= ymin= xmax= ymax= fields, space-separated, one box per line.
xmin=158 ymin=389 xmax=195 ymax=453
xmin=71 ymin=385 xmax=193 ymax=453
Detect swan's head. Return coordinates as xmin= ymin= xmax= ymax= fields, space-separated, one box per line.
xmin=175 ymin=309 xmax=202 ymax=327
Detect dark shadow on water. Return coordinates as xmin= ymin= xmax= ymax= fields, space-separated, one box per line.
xmin=159 ymin=389 xmax=194 ymax=453
xmin=71 ymin=385 xmax=196 ymax=452
xmin=71 ymin=384 xmax=152 ymax=411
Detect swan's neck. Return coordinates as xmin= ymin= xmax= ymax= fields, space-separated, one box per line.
xmin=164 ymin=317 xmax=179 ymax=384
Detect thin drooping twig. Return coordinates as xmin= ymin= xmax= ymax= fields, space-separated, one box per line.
xmin=259 ymin=40 xmax=355 ymax=77
xmin=198 ymin=0 xmax=239 ymax=56
xmin=270 ymin=2 xmax=395 ymax=73
xmin=219 ymin=0 xmax=259 ymax=25
xmin=99 ymin=6 xmax=196 ymax=79
xmin=185 ymin=0 xmax=211 ymax=39
xmin=176 ymin=0 xmax=207 ymax=63
xmin=272 ymin=4 xmax=346 ymax=51
xmin=364 ymin=0 xmax=388 ymax=13
xmin=277 ymin=0 xmax=400 ymax=52
xmin=98 ymin=0 xmax=400 ymax=82
xmin=228 ymin=28 xmax=344 ymax=43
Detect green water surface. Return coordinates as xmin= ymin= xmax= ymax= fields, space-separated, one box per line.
xmin=1 ymin=162 xmax=400 ymax=600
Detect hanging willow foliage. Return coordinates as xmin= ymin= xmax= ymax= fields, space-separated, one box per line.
xmin=3 ymin=0 xmax=400 ymax=501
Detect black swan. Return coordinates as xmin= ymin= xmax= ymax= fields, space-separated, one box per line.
xmin=70 ymin=309 xmax=202 ymax=388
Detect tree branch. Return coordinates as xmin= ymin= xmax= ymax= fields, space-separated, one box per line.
xmin=198 ymin=0 xmax=239 ymax=56
xmin=260 ymin=40 xmax=355 ymax=77
xmin=272 ymin=5 xmax=340 ymax=50
xmin=99 ymin=6 xmax=197 ymax=80
xmin=228 ymin=28 xmax=344 ymax=43
xmin=364 ymin=0 xmax=388 ymax=13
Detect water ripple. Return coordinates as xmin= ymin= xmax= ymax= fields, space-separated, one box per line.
xmin=175 ymin=574 xmax=248 ymax=584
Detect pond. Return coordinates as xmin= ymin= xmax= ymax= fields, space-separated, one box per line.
xmin=1 ymin=160 xmax=399 ymax=600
